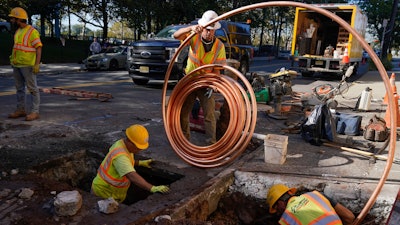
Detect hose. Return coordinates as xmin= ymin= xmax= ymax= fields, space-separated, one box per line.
xmin=161 ymin=2 xmax=396 ymax=224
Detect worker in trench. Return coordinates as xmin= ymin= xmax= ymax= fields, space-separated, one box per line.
xmin=91 ymin=124 xmax=170 ymax=203
xmin=173 ymin=10 xmax=226 ymax=144
xmin=266 ymin=184 xmax=355 ymax=225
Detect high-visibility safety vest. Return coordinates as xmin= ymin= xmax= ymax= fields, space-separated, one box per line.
xmin=279 ymin=191 xmax=342 ymax=225
xmin=11 ymin=25 xmax=42 ymax=67
xmin=92 ymin=139 xmax=135 ymax=202
xmin=185 ymin=34 xmax=226 ymax=75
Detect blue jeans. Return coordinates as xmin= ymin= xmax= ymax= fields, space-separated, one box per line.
xmin=12 ymin=66 xmax=40 ymax=113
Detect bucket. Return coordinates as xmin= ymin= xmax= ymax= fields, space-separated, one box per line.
xmin=248 ymin=88 xmax=270 ymax=104
xmin=333 ymin=50 xmax=339 ymax=58
xmin=264 ymin=134 xmax=288 ymax=164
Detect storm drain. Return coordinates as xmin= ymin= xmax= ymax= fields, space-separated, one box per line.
xmin=33 ymin=149 xmax=183 ymax=205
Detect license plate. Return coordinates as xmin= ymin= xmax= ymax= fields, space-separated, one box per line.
xmin=315 ymin=60 xmax=323 ymax=66
xmin=139 ymin=66 xmax=149 ymax=73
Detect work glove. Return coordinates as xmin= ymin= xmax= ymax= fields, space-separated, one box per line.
xmin=150 ymin=185 xmax=170 ymax=194
xmin=33 ymin=64 xmax=40 ymax=74
xmin=138 ymin=159 xmax=153 ymax=168
xmin=205 ymin=88 xmax=213 ymax=98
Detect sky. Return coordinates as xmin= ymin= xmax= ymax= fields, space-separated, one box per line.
xmin=62 ymin=14 xmax=97 ymax=30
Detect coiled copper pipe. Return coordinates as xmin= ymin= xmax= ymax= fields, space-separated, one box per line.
xmin=162 ymin=2 xmax=396 ymax=224
xmin=164 ymin=64 xmax=257 ymax=168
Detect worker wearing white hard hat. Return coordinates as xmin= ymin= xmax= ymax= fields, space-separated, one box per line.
xmin=174 ymin=10 xmax=226 ymax=144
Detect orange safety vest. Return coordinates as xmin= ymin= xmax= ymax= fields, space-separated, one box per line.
xmin=97 ymin=140 xmax=134 ymax=188
xmin=11 ymin=25 xmax=42 ymax=66
xmin=279 ymin=191 xmax=342 ymax=225
xmin=185 ymin=34 xmax=226 ymax=74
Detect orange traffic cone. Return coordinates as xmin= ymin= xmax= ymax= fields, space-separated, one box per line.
xmin=342 ymin=47 xmax=349 ymax=64
xmin=383 ymin=73 xmax=397 ymax=105
xmin=384 ymin=92 xmax=400 ymax=128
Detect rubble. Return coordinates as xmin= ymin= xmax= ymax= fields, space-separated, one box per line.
xmin=98 ymin=197 xmax=119 ymax=214
xmin=54 ymin=190 xmax=82 ymax=216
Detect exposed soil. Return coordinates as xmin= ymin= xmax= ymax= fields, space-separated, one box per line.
xmin=0 ymin=120 xmax=265 ymax=225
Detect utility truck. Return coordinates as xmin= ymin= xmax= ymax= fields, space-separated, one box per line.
xmin=291 ymin=4 xmax=367 ymax=78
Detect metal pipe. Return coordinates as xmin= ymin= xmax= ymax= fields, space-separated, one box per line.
xmin=162 ymin=2 xmax=396 ymax=224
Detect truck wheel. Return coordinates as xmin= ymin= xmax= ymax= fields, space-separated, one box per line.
xmin=132 ymin=78 xmax=149 ymax=85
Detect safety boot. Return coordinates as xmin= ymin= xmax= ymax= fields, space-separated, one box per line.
xmin=8 ymin=110 xmax=26 ymax=119
xmin=25 ymin=112 xmax=39 ymax=121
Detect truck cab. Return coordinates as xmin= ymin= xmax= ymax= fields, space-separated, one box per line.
xmin=128 ymin=20 xmax=253 ymax=85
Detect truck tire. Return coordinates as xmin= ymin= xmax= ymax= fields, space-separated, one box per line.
xmin=132 ymin=78 xmax=149 ymax=85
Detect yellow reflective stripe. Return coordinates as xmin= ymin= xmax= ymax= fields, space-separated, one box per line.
xmin=98 ymin=147 xmax=131 ymax=188
xmin=13 ymin=44 xmax=36 ymax=52
xmin=23 ymin=26 xmax=34 ymax=46
xmin=31 ymin=38 xmax=41 ymax=47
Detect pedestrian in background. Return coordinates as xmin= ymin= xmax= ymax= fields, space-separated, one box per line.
xmin=173 ymin=10 xmax=226 ymax=144
xmin=89 ymin=37 xmax=101 ymax=55
xmin=91 ymin=124 xmax=170 ymax=203
xmin=267 ymin=184 xmax=355 ymax=225
xmin=8 ymin=7 xmax=42 ymax=121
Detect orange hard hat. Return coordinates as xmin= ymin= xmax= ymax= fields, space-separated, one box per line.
xmin=9 ymin=7 xmax=28 ymax=20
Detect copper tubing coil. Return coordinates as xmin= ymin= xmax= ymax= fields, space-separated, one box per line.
xmin=164 ymin=64 xmax=257 ymax=168
xmin=162 ymin=2 xmax=396 ymax=224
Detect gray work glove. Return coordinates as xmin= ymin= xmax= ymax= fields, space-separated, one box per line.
xmin=205 ymin=88 xmax=213 ymax=98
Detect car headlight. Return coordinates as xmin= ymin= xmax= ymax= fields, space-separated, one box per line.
xmin=166 ymin=47 xmax=178 ymax=63
xmin=101 ymin=58 xmax=109 ymax=62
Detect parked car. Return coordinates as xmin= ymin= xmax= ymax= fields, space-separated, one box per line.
xmin=0 ymin=21 xmax=11 ymax=33
xmin=128 ymin=20 xmax=253 ymax=85
xmin=84 ymin=46 xmax=128 ymax=70
xmin=278 ymin=50 xmax=291 ymax=60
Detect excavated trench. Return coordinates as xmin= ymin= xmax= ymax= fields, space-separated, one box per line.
xmin=30 ymin=150 xmax=383 ymax=225
xmin=33 ymin=150 xmax=184 ymax=205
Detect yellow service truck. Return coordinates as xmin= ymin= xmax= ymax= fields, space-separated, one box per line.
xmin=291 ymin=4 xmax=367 ymax=77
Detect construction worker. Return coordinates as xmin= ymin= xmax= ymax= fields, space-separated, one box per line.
xmin=173 ymin=10 xmax=226 ymax=144
xmin=91 ymin=124 xmax=170 ymax=203
xmin=8 ymin=7 xmax=42 ymax=121
xmin=267 ymin=184 xmax=355 ymax=225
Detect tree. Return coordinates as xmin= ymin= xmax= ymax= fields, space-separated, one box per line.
xmin=359 ymin=0 xmax=399 ymax=57
xmin=65 ymin=0 xmax=117 ymax=39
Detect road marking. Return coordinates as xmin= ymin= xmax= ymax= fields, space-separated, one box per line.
xmin=0 ymin=79 xmax=131 ymax=96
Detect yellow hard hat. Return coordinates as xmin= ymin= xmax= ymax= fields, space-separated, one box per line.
xmin=125 ymin=124 xmax=149 ymax=150
xmin=9 ymin=7 xmax=28 ymax=20
xmin=266 ymin=184 xmax=296 ymax=213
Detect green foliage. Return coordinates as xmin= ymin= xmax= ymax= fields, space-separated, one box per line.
xmin=0 ymin=32 xmax=91 ymax=65
xmin=368 ymin=57 xmax=394 ymax=71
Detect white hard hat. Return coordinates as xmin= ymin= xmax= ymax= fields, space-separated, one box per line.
xmin=198 ymin=10 xmax=221 ymax=30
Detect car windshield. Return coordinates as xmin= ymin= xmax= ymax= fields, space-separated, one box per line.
xmin=104 ymin=46 xmax=126 ymax=54
xmin=154 ymin=25 xmax=188 ymax=39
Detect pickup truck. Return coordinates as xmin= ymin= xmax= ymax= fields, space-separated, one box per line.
xmin=128 ymin=20 xmax=253 ymax=85
xmin=0 ymin=21 xmax=11 ymax=32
